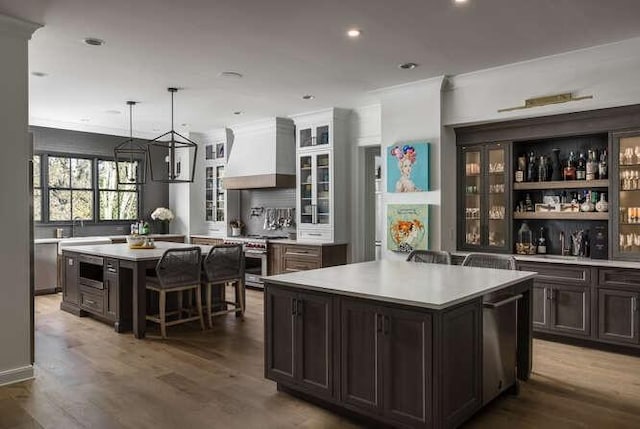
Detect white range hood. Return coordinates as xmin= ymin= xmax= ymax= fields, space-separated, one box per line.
xmin=224 ymin=117 xmax=296 ymax=189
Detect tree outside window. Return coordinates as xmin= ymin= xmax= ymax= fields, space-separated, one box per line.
xmin=98 ymin=160 xmax=139 ymax=220
xmin=48 ymin=156 xmax=94 ymax=221
xmin=33 ymin=155 xmax=42 ymax=222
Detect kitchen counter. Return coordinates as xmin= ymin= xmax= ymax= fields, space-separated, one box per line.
xmin=265 ymin=259 xmax=536 ymax=310
xmin=189 ymin=234 xmax=347 ymax=246
xmin=34 ymin=234 xmax=185 ymax=245
xmin=63 ymin=242 xmax=210 ymax=262
xmin=452 ymin=251 xmax=640 ymax=269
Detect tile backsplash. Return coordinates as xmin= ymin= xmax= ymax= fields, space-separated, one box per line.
xmin=240 ymin=188 xmax=296 ymax=237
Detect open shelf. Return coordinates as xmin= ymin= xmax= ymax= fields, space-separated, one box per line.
xmin=513 ymin=179 xmax=609 ymax=190
xmin=513 ymin=211 xmax=609 ymax=220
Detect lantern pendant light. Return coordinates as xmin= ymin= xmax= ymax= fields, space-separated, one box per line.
xmin=146 ymin=88 xmax=198 ymax=183
xmin=114 ymin=101 xmax=147 ymax=185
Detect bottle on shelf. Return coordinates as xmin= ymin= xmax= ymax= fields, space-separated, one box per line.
xmin=537 ymin=227 xmax=547 ymax=254
xmin=515 ymin=155 xmax=526 ymax=183
xmin=537 ymin=155 xmax=548 ymax=182
xmin=586 ymin=149 xmax=597 ymax=181
xmin=526 ymin=151 xmax=536 ymax=182
xmin=598 ymin=149 xmax=608 ymax=180
xmin=576 ymin=152 xmax=586 ymax=180
xmin=564 ymin=151 xmax=576 ymax=180
xmin=524 ymin=193 xmax=534 ymax=212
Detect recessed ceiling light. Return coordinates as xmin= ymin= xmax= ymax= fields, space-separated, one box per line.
xmin=105 ymin=110 xmax=121 ymax=115
xmin=31 ymin=71 xmax=47 ymax=77
xmin=398 ymin=62 xmax=419 ymax=70
xmin=347 ymin=28 xmax=362 ymax=38
xmin=80 ymin=118 xmax=91 ymax=122
xmin=302 ymin=95 xmax=315 ymax=100
xmin=218 ymin=71 xmax=243 ymax=79
xmin=454 ymin=0 xmax=468 ymax=4
xmin=181 ymin=123 xmax=189 ymax=127
xmin=233 ymin=111 xmax=244 ymax=115
xmin=83 ymin=37 xmax=105 ymax=46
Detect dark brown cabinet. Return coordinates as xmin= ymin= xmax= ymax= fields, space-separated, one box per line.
xmin=265 ymin=286 xmax=334 ymax=400
xmin=340 ymin=298 xmax=432 ymax=427
xmin=104 ymin=259 xmax=119 ymax=320
xmin=268 ymin=242 xmax=348 ymax=276
xmin=597 ymin=288 xmax=639 ymax=344
xmin=532 ymin=285 xmax=548 ymax=328
xmin=63 ymin=254 xmax=79 ymax=306
xmin=548 ymin=284 xmax=590 ymax=336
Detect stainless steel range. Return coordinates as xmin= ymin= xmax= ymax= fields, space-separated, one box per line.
xmin=223 ymin=235 xmax=287 ymax=289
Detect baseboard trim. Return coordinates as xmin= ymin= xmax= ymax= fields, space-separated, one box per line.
xmin=0 ymin=365 xmax=34 ymax=387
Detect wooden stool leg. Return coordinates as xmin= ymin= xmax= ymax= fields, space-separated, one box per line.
xmin=206 ymin=283 xmax=213 ymax=328
xmin=195 ymin=285 xmax=205 ymax=331
xmin=159 ymin=290 xmax=167 ymax=339
xmin=236 ymin=279 xmax=245 ymax=318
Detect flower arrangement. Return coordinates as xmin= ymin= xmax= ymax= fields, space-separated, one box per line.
xmin=151 ymin=207 xmax=175 ymax=222
xmin=229 ymin=219 xmax=244 ymax=229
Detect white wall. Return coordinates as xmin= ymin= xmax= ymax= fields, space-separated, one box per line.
xmin=443 ymin=37 xmax=640 ymax=127
xmin=0 ymin=14 xmax=40 ymax=386
xmin=377 ymin=77 xmax=445 ymax=260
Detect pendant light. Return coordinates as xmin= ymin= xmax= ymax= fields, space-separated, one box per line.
xmin=114 ymin=101 xmax=147 ymax=185
xmin=146 ymin=88 xmax=198 ymax=183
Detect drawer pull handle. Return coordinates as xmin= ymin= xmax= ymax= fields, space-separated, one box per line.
xmin=484 ymin=294 xmax=523 ymax=309
xmin=288 ymin=252 xmax=312 ymax=256
xmin=633 ymin=296 xmax=638 ymax=313
xmin=86 ymin=299 xmax=96 ymax=305
xmin=308 ymin=233 xmax=322 ymax=237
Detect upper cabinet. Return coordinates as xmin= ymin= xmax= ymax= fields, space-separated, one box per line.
xmin=457 ymin=142 xmax=512 ymax=253
xmin=291 ymin=108 xmax=351 ymax=243
xmin=612 ymin=130 xmax=640 ymax=261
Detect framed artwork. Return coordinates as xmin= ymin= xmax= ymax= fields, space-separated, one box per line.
xmin=387 ymin=204 xmax=428 ymax=252
xmin=386 ymin=142 xmax=430 ymax=193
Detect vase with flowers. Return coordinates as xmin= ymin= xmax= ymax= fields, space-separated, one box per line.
xmin=151 ymin=207 xmax=175 ymax=234
xmin=229 ymin=219 xmax=244 ymax=237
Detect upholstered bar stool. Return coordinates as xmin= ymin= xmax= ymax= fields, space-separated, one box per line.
xmin=461 ymin=253 xmax=516 ymax=270
xmin=406 ymin=249 xmax=451 ymax=264
xmin=202 ymin=244 xmax=245 ymax=328
xmin=146 ymin=247 xmax=205 ymax=338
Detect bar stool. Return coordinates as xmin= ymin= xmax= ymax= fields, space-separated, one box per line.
xmin=461 ymin=253 xmax=516 ymax=270
xmin=145 ymin=247 xmax=205 ymax=339
xmin=202 ymin=244 xmax=245 ymax=328
xmin=406 ymin=250 xmax=451 ymax=264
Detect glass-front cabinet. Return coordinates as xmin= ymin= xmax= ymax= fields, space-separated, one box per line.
xmin=298 ymin=124 xmax=330 ymax=149
xmin=613 ymin=130 xmax=640 ymax=260
xmin=458 ymin=142 xmax=511 ymax=252
xmin=205 ymin=165 xmax=225 ymax=223
xmin=298 ymin=151 xmax=332 ymax=227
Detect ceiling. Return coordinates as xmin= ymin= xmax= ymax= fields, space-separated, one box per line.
xmin=2 ymin=0 xmax=640 ymax=135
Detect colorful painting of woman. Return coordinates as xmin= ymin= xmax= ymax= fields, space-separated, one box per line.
xmin=387 ymin=142 xmax=430 ymax=193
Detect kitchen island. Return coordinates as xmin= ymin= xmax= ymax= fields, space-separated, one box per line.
xmin=264 ymin=260 xmax=536 ymax=429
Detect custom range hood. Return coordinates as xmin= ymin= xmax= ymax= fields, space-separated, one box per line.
xmin=224 ymin=117 xmax=296 ymax=189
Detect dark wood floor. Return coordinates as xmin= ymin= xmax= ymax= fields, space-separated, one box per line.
xmin=1 ymin=289 xmax=640 ymax=428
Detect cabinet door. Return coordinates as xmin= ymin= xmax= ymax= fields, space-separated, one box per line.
xmin=532 ymin=284 xmax=549 ymax=329
xmin=104 ymin=259 xmax=119 ymax=321
xmin=63 ymin=254 xmax=79 ymax=305
xmin=459 ymin=146 xmax=483 ymax=250
xmin=485 ymin=143 xmax=510 ymax=252
xmin=296 ymin=292 xmax=333 ymax=399
xmin=612 ymin=130 xmax=640 ymax=261
xmin=598 ymin=288 xmax=640 ymax=344
xmin=381 ymin=308 xmax=432 ymax=427
xmin=340 ymin=299 xmax=381 ymax=414
xmin=299 ymin=154 xmax=314 ymax=225
xmin=314 ymin=152 xmax=331 ymax=226
xmin=549 ymin=284 xmax=590 ymax=336
xmin=265 ymin=287 xmax=297 ymax=384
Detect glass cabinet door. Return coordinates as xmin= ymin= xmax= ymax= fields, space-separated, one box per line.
xmin=299 ymin=128 xmax=313 ymax=148
xmin=463 ymin=149 xmax=482 ymax=247
xmin=299 ymin=155 xmax=313 ymax=224
xmin=487 ymin=145 xmax=507 ymax=249
xmin=615 ymin=132 xmax=640 ymax=259
xmin=316 ymin=125 xmax=329 ymax=147
xmin=316 ymin=153 xmax=331 ymax=224
xmin=205 ymin=166 xmax=214 ymax=221
xmin=215 ymin=166 xmax=225 ymax=222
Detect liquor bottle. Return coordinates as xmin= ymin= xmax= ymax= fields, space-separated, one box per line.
xmin=526 ymin=151 xmax=536 ymax=182
xmin=537 ymin=156 xmax=548 ymax=182
xmin=586 ymin=150 xmax=596 ymax=181
xmin=515 ymin=155 xmax=526 ymax=183
xmin=598 ymin=149 xmax=608 ymax=180
xmin=537 ymin=227 xmax=547 ymax=254
xmin=564 ymin=151 xmax=576 ymax=180
xmin=524 ymin=193 xmax=534 ymax=212
xmin=576 ymin=152 xmax=586 ymax=180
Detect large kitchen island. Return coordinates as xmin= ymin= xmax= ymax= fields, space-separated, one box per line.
xmin=264 ymin=260 xmax=536 ymax=429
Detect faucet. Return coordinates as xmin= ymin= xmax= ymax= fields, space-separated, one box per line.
xmin=559 ymin=231 xmax=568 ymax=256
xmin=72 ymin=217 xmax=85 ymax=237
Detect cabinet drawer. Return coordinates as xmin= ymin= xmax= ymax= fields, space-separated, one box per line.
xmin=283 ymin=245 xmax=321 ymax=259
xmin=297 ymin=229 xmax=332 ymax=242
xmin=191 ymin=237 xmax=224 ymax=245
xmin=79 ymin=254 xmax=104 ymax=266
xmin=105 ymin=259 xmax=118 ymax=274
xmin=79 ymin=287 xmax=105 ymax=315
xmin=283 ymin=257 xmax=321 ymax=273
xmin=517 ymin=262 xmax=590 ymax=285
xmin=598 ymin=269 xmax=640 ymax=290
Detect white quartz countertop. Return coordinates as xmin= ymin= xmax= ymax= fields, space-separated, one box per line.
xmin=265 ymin=260 xmax=537 ymax=310
xmin=189 ymin=234 xmax=346 ymax=246
xmin=62 ymin=242 xmax=211 ymax=261
xmin=34 ymin=234 xmax=185 ymax=245
xmin=452 ymin=252 xmax=640 ymax=270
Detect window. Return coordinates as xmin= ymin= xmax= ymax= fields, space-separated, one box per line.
xmin=98 ymin=160 xmax=139 ymax=220
xmin=33 ymin=155 xmax=41 ymax=222
xmin=47 ymin=156 xmax=94 ymax=221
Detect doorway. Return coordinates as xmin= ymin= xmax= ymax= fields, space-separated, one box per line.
xmin=363 ymin=146 xmax=382 ymax=261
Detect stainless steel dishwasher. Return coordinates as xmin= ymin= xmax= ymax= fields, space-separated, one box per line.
xmin=482 ymin=290 xmax=522 ymax=405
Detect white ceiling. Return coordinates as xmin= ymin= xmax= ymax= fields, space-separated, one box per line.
xmin=2 ymin=0 xmax=640 ymax=134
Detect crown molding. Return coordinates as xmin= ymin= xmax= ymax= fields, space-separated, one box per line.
xmin=0 ymin=14 xmax=41 ymax=40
